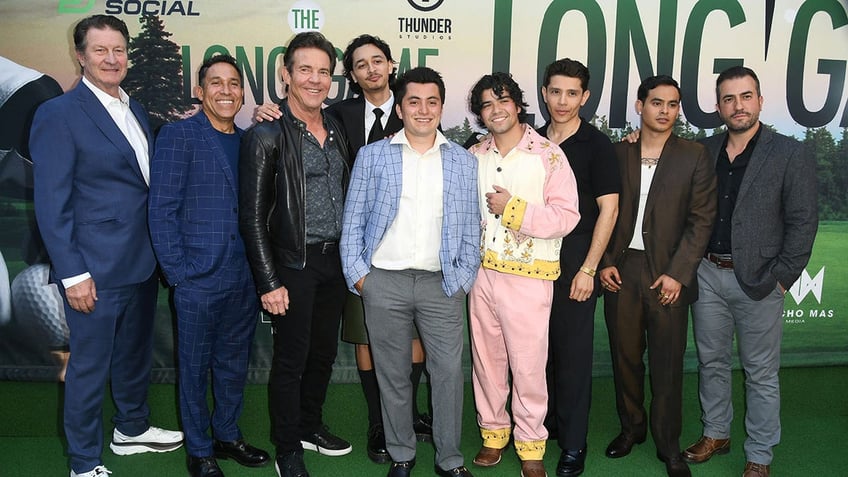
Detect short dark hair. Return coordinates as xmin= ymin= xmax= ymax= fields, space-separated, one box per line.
xmin=394 ymin=67 xmax=445 ymax=104
xmin=715 ymin=65 xmax=761 ymax=101
xmin=468 ymin=72 xmax=529 ymax=128
xmin=341 ymin=34 xmax=395 ymax=95
xmin=198 ymin=54 xmax=243 ymax=86
xmin=73 ymin=14 xmax=129 ymax=52
xmin=637 ymin=74 xmax=680 ymax=103
xmin=542 ymin=58 xmax=590 ymax=91
xmin=283 ymin=31 xmax=337 ymax=75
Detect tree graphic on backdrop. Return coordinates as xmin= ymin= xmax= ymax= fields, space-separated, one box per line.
xmin=124 ymin=14 xmax=193 ymax=132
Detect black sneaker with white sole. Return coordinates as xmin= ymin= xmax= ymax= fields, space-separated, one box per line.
xmin=299 ymin=425 xmax=352 ymax=456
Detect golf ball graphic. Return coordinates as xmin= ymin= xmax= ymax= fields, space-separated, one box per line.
xmin=11 ymin=263 xmax=67 ymax=348
xmin=0 ymin=251 xmax=10 ymax=326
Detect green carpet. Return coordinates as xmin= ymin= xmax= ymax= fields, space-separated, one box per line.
xmin=1 ymin=366 xmax=846 ymax=476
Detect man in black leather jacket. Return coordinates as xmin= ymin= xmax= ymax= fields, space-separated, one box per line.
xmin=238 ymin=31 xmax=351 ymax=477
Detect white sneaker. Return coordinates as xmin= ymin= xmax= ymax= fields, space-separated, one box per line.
xmin=109 ymin=426 xmax=183 ymax=455
xmin=70 ymin=465 xmax=112 ymax=477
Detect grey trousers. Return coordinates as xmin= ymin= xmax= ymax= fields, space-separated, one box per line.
xmin=361 ymin=267 xmax=466 ymax=470
xmin=692 ymin=258 xmax=785 ymax=465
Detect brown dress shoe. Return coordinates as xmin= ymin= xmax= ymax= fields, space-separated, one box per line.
xmin=683 ymin=436 xmax=730 ymax=463
xmin=472 ymin=446 xmax=504 ymax=467
xmin=742 ymin=461 xmax=770 ymax=477
xmin=520 ymin=459 xmax=547 ymax=477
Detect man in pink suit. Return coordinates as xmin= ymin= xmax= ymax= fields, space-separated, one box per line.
xmin=467 ymin=72 xmax=580 ymax=477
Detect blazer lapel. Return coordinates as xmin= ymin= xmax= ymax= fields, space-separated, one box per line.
xmin=624 ymin=141 xmax=642 ymax=225
xmin=385 ymin=105 xmax=403 ymax=137
xmin=386 ymin=143 xmax=404 ymax=207
xmin=736 ymin=127 xmax=772 ymax=203
xmin=348 ymin=97 xmax=367 ymax=151
xmin=198 ymin=111 xmax=238 ymax=191
xmin=644 ymin=136 xmax=675 ymax=218
xmin=129 ymin=98 xmax=153 ymax=155
xmin=76 ymin=85 xmax=147 ymax=184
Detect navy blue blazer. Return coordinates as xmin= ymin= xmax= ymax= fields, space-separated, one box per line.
xmin=148 ymin=110 xmax=249 ymax=291
xmin=31 ymin=82 xmax=156 ymax=288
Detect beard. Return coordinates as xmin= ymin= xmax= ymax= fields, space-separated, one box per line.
xmin=724 ymin=111 xmax=759 ymax=132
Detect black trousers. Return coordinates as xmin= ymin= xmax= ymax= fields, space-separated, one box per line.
xmin=269 ymin=246 xmax=347 ymax=453
xmin=603 ymin=249 xmax=688 ymax=459
xmin=546 ymin=232 xmax=597 ymax=452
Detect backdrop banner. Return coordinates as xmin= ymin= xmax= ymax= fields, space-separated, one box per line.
xmin=1 ymin=0 xmax=846 ymax=382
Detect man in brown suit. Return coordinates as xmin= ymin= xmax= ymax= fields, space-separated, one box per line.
xmin=598 ymin=75 xmax=716 ymax=477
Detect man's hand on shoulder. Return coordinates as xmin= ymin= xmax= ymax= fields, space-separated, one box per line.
xmin=66 ymin=278 xmax=97 ymax=314
xmin=254 ymin=103 xmax=282 ymax=123
xmin=622 ymin=129 xmax=640 ymax=143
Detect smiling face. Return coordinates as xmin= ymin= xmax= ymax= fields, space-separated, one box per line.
xmin=542 ymin=74 xmax=589 ymax=127
xmin=281 ymin=46 xmax=332 ymax=115
xmin=636 ymin=84 xmax=680 ymax=134
xmin=350 ymin=43 xmax=391 ymax=96
xmin=395 ymin=81 xmax=442 ymax=141
xmin=76 ymin=27 xmax=128 ymax=98
xmin=196 ymin=62 xmax=243 ymax=132
xmin=716 ymin=75 xmax=762 ymax=133
xmin=478 ymin=88 xmax=522 ymax=137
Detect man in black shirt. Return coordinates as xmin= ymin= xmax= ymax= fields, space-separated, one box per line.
xmin=536 ymin=58 xmax=620 ymax=477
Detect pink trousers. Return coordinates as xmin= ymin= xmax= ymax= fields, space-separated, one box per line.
xmin=469 ymin=267 xmax=553 ymax=446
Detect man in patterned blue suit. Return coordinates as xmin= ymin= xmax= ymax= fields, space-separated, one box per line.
xmin=341 ymin=67 xmax=479 ymax=477
xmin=148 ymin=54 xmax=269 ymax=477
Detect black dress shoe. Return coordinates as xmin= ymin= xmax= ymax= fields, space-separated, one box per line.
xmin=214 ymin=439 xmax=270 ymax=467
xmin=367 ymin=424 xmax=390 ymax=464
xmin=657 ymin=453 xmax=692 ymax=477
xmin=556 ymin=447 xmax=586 ymax=476
xmin=387 ymin=459 xmax=416 ymax=477
xmin=413 ymin=413 xmax=433 ymax=442
xmin=605 ymin=433 xmax=646 ymax=458
xmin=188 ymin=456 xmax=224 ymax=477
xmin=275 ymin=451 xmax=309 ymax=477
xmin=436 ymin=464 xmax=473 ymax=476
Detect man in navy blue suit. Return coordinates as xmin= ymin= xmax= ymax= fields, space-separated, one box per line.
xmin=148 ymin=54 xmax=270 ymax=477
xmin=30 ymin=14 xmax=182 ymax=477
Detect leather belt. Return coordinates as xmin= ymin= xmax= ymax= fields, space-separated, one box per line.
xmin=705 ymin=252 xmax=733 ymax=269
xmin=307 ymin=241 xmax=338 ymax=254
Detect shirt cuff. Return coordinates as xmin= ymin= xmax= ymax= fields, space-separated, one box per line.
xmin=61 ymin=272 xmax=91 ymax=289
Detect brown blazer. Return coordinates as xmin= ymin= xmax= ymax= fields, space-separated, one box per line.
xmin=602 ymin=135 xmax=717 ymax=304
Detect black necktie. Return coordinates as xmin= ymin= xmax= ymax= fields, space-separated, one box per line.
xmin=367 ymin=108 xmax=385 ymax=144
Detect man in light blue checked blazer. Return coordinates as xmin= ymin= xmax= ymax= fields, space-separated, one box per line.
xmin=340 ymin=67 xmax=480 ymax=477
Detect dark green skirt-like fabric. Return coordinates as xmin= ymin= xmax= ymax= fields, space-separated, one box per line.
xmin=341 ymin=291 xmax=420 ymax=344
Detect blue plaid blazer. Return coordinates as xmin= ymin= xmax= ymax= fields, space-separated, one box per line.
xmin=340 ymin=133 xmax=481 ymax=297
xmin=148 ymin=110 xmax=250 ymax=291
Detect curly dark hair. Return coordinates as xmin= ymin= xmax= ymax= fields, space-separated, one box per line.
xmin=468 ymin=72 xmax=529 ymax=128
